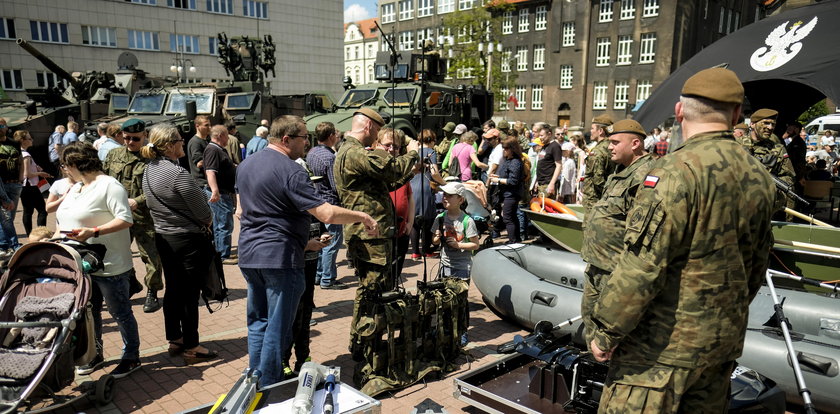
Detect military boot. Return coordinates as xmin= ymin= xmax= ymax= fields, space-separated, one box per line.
xmin=143 ymin=290 xmax=161 ymax=313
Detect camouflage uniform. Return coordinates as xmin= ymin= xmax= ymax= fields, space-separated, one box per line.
xmin=740 ymin=134 xmax=795 ymax=213
xmin=333 ymin=136 xmax=417 ymax=343
xmin=582 ymin=139 xmax=617 ymax=211
xmin=580 ymin=153 xmax=653 ymax=343
xmin=591 ymin=131 xmax=774 ymax=412
xmin=103 ymin=147 xmax=163 ymax=291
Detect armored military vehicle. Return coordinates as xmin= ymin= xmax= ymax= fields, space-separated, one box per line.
xmin=304 ymin=49 xmax=493 ymax=139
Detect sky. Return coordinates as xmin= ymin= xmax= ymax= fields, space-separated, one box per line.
xmin=344 ymin=0 xmax=378 ymax=23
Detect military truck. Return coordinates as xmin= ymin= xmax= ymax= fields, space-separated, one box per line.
xmin=304 ymin=50 xmax=493 ymax=139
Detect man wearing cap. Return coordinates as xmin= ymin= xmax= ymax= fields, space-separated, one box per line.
xmin=582 ymin=115 xmax=617 ymax=211
xmin=589 ymin=68 xmax=774 ymax=412
xmin=743 ymin=108 xmax=795 ymax=214
xmin=104 ymin=118 xmax=163 ymax=312
xmin=440 ymin=124 xmax=472 ymax=176
xmin=434 ymin=122 xmax=457 ymax=160
xmin=334 ymin=107 xmax=418 ymax=385
xmin=579 ymin=119 xmax=654 ymax=346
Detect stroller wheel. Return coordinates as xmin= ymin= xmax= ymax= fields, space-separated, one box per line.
xmin=95 ymin=374 xmax=116 ymax=405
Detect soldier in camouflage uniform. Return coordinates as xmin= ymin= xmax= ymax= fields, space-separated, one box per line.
xmin=434 ymin=122 xmax=456 ymax=161
xmin=589 ymin=68 xmax=775 ymax=413
xmin=582 ymin=115 xmax=617 ymax=211
xmin=740 ymin=108 xmax=796 ymax=216
xmin=103 ymin=119 xmax=163 ymax=313
xmin=579 ymin=119 xmax=654 ymax=344
xmin=334 ymin=108 xmax=417 ymax=383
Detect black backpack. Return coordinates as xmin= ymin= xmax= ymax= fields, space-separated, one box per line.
xmin=448 ymin=147 xmax=462 ymax=178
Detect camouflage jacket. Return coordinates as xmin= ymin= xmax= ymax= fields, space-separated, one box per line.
xmin=591 ymin=131 xmax=774 ymax=368
xmin=740 ymin=134 xmax=795 ymax=211
xmin=334 ymin=136 xmax=417 ymax=241
xmin=582 ymin=139 xmax=617 ymax=211
xmin=580 ymin=154 xmax=654 ymax=272
xmin=103 ymin=147 xmax=150 ymax=221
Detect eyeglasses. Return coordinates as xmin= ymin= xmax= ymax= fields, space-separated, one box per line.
xmin=379 ymin=143 xmax=400 ymax=150
xmin=288 ymin=135 xmax=308 ymax=140
xmin=126 ymin=136 xmax=143 ymax=142
xmin=172 ymin=139 xmax=184 ymax=143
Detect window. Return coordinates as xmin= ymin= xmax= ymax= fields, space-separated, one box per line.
xmin=399 ymin=0 xmax=414 ymax=20
xmin=636 ymin=80 xmax=652 ymax=103
xmin=502 ymin=12 xmax=513 ymax=34
xmin=1 ymin=70 xmax=23 ymax=91
xmin=617 ymin=35 xmax=632 ymax=65
xmin=418 ymin=0 xmax=433 ymax=17
xmin=206 ymin=0 xmax=233 ymax=14
xmin=131 ymin=0 xmax=156 ymax=4
xmin=243 ymin=0 xmax=268 ymax=18
xmin=354 ymin=46 xmax=359 ymax=59
xmin=398 ymin=31 xmax=414 ymax=51
xmin=533 ymin=45 xmax=545 ymax=71
xmin=382 ymin=4 xmax=396 ymax=23
xmin=518 ymin=9 xmax=530 ymax=33
xmin=167 ymin=0 xmax=195 ymax=9
xmin=562 ymin=22 xmax=575 ymax=47
xmin=29 ymin=21 xmax=68 ymax=43
xmin=516 ymin=46 xmax=528 ymax=71
xmin=345 ymin=47 xmax=351 ymax=61
xmin=620 ymin=0 xmax=635 ymax=20
xmin=456 ymin=67 xmax=473 ymax=79
xmin=456 ymin=25 xmax=473 ymax=44
xmin=354 ymin=67 xmax=360 ymax=84
xmin=82 ymin=26 xmax=117 ymax=47
xmin=614 ymin=81 xmax=628 ymax=109
xmin=501 ymin=48 xmax=512 ymax=72
xmin=593 ymin=82 xmax=608 ymax=109
xmin=367 ymin=43 xmax=375 ymax=58
xmin=531 ymin=85 xmax=543 ymax=110
xmin=438 ymin=0 xmax=454 ymax=14
xmin=599 ymin=0 xmax=614 ymax=23
xmin=381 ymin=34 xmax=394 ymax=52
xmin=596 ymin=37 xmax=610 ymax=66
xmin=36 ymin=71 xmax=67 ymax=89
xmin=643 ymin=0 xmax=659 ymax=17
xmin=367 ymin=65 xmax=374 ymax=82
xmin=170 ymin=34 xmax=199 ymax=54
xmin=500 ymin=88 xmax=509 ymax=111
xmin=208 ymin=37 xmax=218 ymax=55
xmin=639 ymin=33 xmax=656 ymax=63
xmin=417 ymin=28 xmax=434 ymax=49
xmin=560 ymin=65 xmax=573 ymax=89
xmin=459 ymin=0 xmax=473 ymax=10
xmin=719 ymin=7 xmax=740 ymax=34
xmin=128 ymin=30 xmax=159 ymax=50
xmin=535 ymin=6 xmax=547 ymax=31
xmin=0 ymin=18 xmax=16 ymax=39
xmin=515 ymin=85 xmax=526 ymax=110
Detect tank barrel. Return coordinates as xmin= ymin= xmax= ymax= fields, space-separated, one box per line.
xmin=16 ymin=38 xmax=83 ymax=92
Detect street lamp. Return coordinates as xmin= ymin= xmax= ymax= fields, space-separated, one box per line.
xmin=478 ymin=41 xmax=502 ymax=91
xmin=436 ymin=35 xmax=454 ymax=58
xmin=170 ymin=44 xmax=196 ymax=83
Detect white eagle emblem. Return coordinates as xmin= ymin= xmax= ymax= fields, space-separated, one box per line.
xmin=750 ymin=17 xmax=817 ymax=72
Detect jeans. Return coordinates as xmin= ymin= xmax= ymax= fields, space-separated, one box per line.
xmin=20 ymin=185 xmax=47 ymax=237
xmin=241 ymin=267 xmax=306 ymax=387
xmin=90 ymin=269 xmax=141 ymax=360
xmin=316 ymin=223 xmax=343 ymax=286
xmin=204 ymin=188 xmax=234 ymax=259
xmin=0 ymin=183 xmax=22 ymax=249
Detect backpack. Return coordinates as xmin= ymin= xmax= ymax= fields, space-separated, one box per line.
xmin=521 ymin=154 xmax=532 ymax=197
xmin=0 ymin=144 xmax=20 ymax=181
xmin=447 ymin=146 xmax=463 ymax=179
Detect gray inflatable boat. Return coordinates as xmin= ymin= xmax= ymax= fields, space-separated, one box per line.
xmin=472 ymin=244 xmax=840 ymax=413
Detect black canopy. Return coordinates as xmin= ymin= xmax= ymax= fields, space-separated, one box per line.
xmin=634 ymin=1 xmax=840 ymax=131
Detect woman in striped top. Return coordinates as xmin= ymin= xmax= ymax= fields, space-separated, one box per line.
xmin=141 ymin=123 xmax=217 ymax=364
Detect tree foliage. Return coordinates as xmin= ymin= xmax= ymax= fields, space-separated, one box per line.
xmin=797 ymin=99 xmax=829 ymax=125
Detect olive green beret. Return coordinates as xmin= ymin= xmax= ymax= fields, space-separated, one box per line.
xmin=681 ymin=67 xmax=744 ymax=104
xmin=606 ymin=119 xmax=646 ymax=138
xmin=354 ymin=108 xmax=385 ymax=127
xmin=497 ymin=120 xmax=510 ymax=130
xmin=733 ymin=123 xmax=749 ymax=131
xmin=591 ymin=115 xmax=614 ymax=126
xmin=442 ymin=122 xmax=456 ymax=133
xmin=749 ymin=108 xmax=778 ymax=123
xmin=121 ymin=118 xmax=146 ymax=133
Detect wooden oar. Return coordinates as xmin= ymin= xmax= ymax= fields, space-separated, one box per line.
xmin=784 ymin=207 xmax=835 ymax=228
xmin=775 ymin=238 xmax=840 ymax=255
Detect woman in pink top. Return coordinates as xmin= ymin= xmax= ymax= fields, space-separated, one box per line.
xmin=451 ymin=131 xmax=487 ymax=181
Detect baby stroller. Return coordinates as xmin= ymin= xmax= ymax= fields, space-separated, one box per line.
xmin=0 ymin=241 xmax=113 ymax=413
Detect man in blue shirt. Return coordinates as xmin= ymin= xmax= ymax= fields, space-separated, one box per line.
xmin=245 ymin=126 xmax=268 ymax=158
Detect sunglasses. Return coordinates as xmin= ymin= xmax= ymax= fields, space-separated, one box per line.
xmin=126 ymin=136 xmax=143 ymax=142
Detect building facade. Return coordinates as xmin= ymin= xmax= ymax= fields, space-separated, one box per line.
xmin=344 ymin=18 xmax=380 ymax=86
xmin=0 ymin=0 xmax=344 ymax=101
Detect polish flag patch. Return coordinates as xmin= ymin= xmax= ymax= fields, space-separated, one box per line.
xmin=643 ymin=175 xmax=660 ymax=188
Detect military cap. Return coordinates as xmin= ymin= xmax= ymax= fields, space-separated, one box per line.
xmin=681 ymin=67 xmax=744 ymax=104
xmin=442 ymin=122 xmax=456 ymax=133
xmin=749 ymin=108 xmax=778 ymax=124
xmin=454 ymin=124 xmax=467 ymax=135
xmin=483 ymin=128 xmax=500 ymax=139
xmin=121 ymin=118 xmax=146 ymax=133
xmin=733 ymin=123 xmax=749 ymax=131
xmin=606 ymin=119 xmax=646 ymax=138
xmin=354 ymin=108 xmax=385 ymax=127
xmin=497 ymin=120 xmax=510 ymax=130
xmin=591 ymin=115 xmax=613 ymax=126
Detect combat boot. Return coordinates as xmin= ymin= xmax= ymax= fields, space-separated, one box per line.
xmin=143 ymin=290 xmax=161 ymax=313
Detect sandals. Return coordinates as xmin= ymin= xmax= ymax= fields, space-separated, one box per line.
xmin=168 ymin=341 xmax=185 ymax=356
xmin=183 ymin=348 xmax=219 ymax=365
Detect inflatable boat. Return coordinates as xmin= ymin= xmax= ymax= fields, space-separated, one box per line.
xmin=472 ymin=244 xmax=840 ymax=413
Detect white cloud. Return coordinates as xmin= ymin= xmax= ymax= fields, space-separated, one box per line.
xmin=344 ymin=4 xmax=370 ymax=23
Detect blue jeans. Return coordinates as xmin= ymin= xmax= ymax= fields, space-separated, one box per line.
xmin=0 ymin=183 xmax=22 ymax=249
xmin=316 ymin=223 xmax=343 ymax=286
xmin=204 ymin=188 xmax=234 ymax=259
xmin=90 ymin=269 xmax=141 ymax=360
xmin=241 ymin=267 xmax=306 ymax=387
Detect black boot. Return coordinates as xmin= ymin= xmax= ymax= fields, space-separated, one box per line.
xmin=143 ymin=290 xmax=161 ymax=313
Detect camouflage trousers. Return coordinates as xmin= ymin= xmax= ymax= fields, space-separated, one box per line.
xmin=599 ymin=360 xmax=735 ymax=414
xmin=130 ymin=220 xmax=163 ymax=292
xmin=581 ymin=264 xmax=610 ymax=344
xmin=347 ymin=239 xmax=394 ymax=341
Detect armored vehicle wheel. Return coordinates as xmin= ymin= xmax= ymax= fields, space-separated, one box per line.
xmin=95 ymin=374 xmax=115 ymax=405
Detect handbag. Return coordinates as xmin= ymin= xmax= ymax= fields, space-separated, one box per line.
xmin=142 ymin=173 xmax=229 ymax=313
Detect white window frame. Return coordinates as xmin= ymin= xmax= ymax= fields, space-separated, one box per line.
xmin=456 ymin=67 xmax=474 ymax=79
xmin=243 ymin=0 xmax=268 ymax=18
xmin=29 ymin=21 xmax=68 ymax=44
xmin=617 ymin=35 xmax=632 ymax=65
xmin=516 ymin=46 xmax=528 ymax=72
xmin=636 ymin=80 xmax=652 ymax=103
xmin=456 ymin=25 xmax=473 ymax=44
xmin=643 ymin=0 xmax=659 ymax=17
xmin=36 ymin=71 xmax=67 ymax=89
xmin=501 ymin=48 xmax=512 ymax=73
xmin=418 ymin=0 xmax=434 ymax=17
xmin=170 ymin=34 xmax=200 ymax=54
xmin=502 ymin=11 xmax=514 ymax=35
xmin=417 ymin=28 xmax=433 ymax=49
xmin=208 ymin=37 xmax=218 ymax=55
xmin=398 ymin=31 xmax=414 ymax=50
xmin=535 ymin=6 xmax=547 ymax=31
xmin=458 ymin=0 xmax=473 ymax=11
xmin=518 ymin=9 xmax=530 ymax=33
xmin=167 ymin=0 xmax=196 ymax=9
xmin=614 ymin=81 xmax=629 ymax=110
xmin=500 ymin=88 xmax=509 ymax=111
xmin=531 ymin=85 xmax=543 ymax=110
xmin=1 ymin=69 xmax=23 ymax=91
xmin=620 ymin=0 xmax=635 ymax=20
xmin=562 ymin=22 xmax=575 ymax=47
xmin=82 ymin=26 xmax=117 ymax=47
xmin=593 ymin=82 xmax=608 ymax=110
xmin=206 ymin=0 xmax=233 ymax=15
xmin=399 ymin=0 xmax=414 ymax=21
xmin=131 ymin=0 xmax=156 ymax=4
xmin=367 ymin=43 xmax=375 ymax=58
xmin=560 ymin=65 xmax=573 ymax=89
xmin=533 ymin=45 xmax=545 ymax=71
xmin=599 ymin=0 xmax=614 ymax=23
xmin=381 ymin=34 xmax=395 ymax=52
xmin=438 ymin=0 xmax=454 ymax=14
xmin=0 ymin=18 xmax=15 ymax=40
xmin=596 ymin=37 xmax=610 ymax=66
xmin=515 ymin=85 xmax=526 ymax=110
xmin=382 ymin=4 xmax=396 ymax=23
xmin=128 ymin=30 xmax=159 ymax=50
xmin=639 ymin=33 xmax=656 ymax=63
